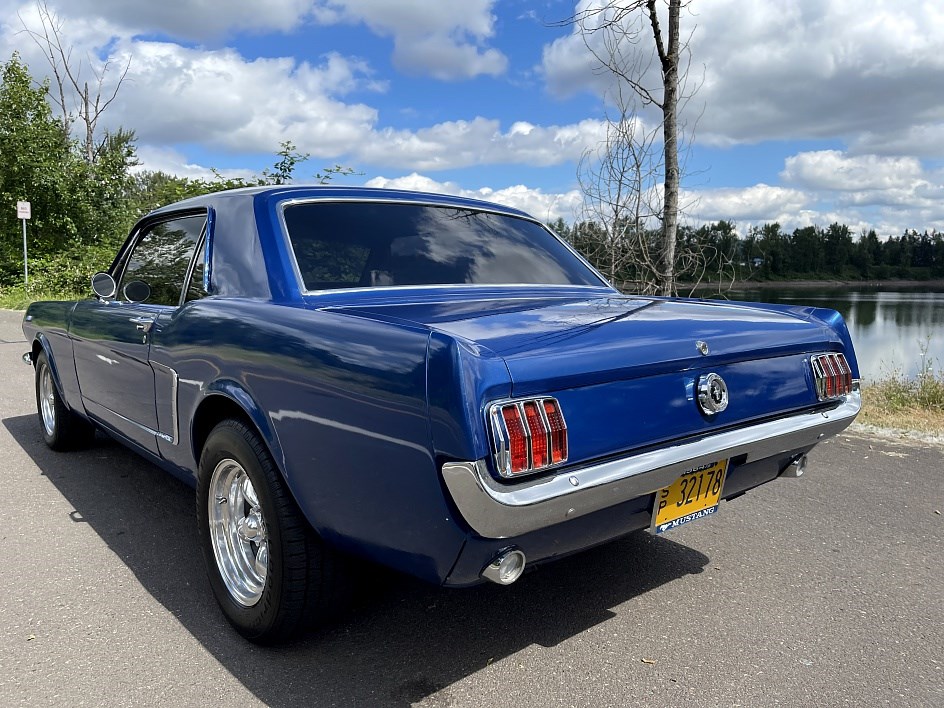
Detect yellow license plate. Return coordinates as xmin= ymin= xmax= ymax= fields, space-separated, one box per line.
xmin=651 ymin=459 xmax=728 ymax=534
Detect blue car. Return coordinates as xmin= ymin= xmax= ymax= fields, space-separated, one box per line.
xmin=22 ymin=186 xmax=860 ymax=643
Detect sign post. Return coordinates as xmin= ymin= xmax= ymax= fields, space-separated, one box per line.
xmin=17 ymin=201 xmax=31 ymax=285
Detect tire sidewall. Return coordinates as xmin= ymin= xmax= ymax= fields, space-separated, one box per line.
xmin=35 ymin=352 xmax=61 ymax=448
xmin=197 ymin=421 xmax=287 ymax=641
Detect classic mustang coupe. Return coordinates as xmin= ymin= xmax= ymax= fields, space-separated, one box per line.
xmin=22 ymin=186 xmax=860 ymax=643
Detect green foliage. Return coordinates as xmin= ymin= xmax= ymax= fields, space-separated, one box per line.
xmin=0 ymin=49 xmax=358 ymax=300
xmin=0 ymin=53 xmax=136 ymax=287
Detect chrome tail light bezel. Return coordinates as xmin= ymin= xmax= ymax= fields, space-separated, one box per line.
xmin=810 ymin=352 xmax=856 ymax=400
xmin=488 ymin=397 xmax=568 ymax=478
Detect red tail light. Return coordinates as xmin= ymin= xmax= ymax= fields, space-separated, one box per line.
xmin=522 ymin=401 xmax=549 ymax=468
xmin=490 ymin=397 xmax=568 ymax=477
xmin=500 ymin=405 xmax=529 ymax=474
xmin=543 ymin=399 xmax=568 ymax=464
xmin=811 ymin=353 xmax=855 ymax=400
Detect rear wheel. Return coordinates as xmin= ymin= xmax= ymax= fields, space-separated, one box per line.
xmin=196 ymin=419 xmax=346 ymax=644
xmin=34 ymin=351 xmax=94 ymax=451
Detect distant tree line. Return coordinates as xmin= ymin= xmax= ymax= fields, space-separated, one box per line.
xmin=549 ymin=218 xmax=944 ymax=291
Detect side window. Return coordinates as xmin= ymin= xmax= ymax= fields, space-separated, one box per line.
xmin=120 ymin=215 xmax=206 ymax=306
xmin=184 ymin=237 xmax=208 ymax=303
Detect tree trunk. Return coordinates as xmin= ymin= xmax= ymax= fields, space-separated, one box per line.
xmin=660 ymin=0 xmax=680 ymax=296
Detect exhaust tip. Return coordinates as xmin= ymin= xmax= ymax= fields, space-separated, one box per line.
xmin=481 ymin=548 xmax=527 ymax=585
xmin=783 ymin=455 xmax=808 ymax=478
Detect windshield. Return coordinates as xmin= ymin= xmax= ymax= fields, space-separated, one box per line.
xmin=282 ymin=201 xmax=606 ymax=291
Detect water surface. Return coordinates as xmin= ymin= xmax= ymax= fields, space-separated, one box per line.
xmin=723 ymin=287 xmax=944 ymax=382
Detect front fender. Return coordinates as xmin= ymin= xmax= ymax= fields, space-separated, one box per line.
xmin=29 ymin=333 xmax=76 ymax=412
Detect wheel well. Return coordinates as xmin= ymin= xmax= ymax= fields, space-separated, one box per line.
xmin=191 ymin=395 xmax=257 ymax=465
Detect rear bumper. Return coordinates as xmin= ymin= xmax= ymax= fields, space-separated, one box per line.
xmin=442 ymin=391 xmax=860 ymax=539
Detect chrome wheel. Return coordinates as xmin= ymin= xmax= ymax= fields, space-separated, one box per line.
xmin=38 ymin=362 xmax=57 ymax=437
xmin=208 ymin=458 xmax=268 ymax=606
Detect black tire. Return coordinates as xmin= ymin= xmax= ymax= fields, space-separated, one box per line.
xmin=196 ymin=419 xmax=346 ymax=644
xmin=34 ymin=351 xmax=94 ymax=451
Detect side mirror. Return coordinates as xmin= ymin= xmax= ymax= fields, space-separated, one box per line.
xmin=122 ymin=280 xmax=151 ymax=304
xmin=91 ymin=272 xmax=116 ymax=299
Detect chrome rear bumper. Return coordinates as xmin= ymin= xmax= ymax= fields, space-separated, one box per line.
xmin=442 ymin=391 xmax=861 ymax=539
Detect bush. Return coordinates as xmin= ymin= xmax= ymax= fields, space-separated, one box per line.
xmin=0 ymin=244 xmax=113 ymax=308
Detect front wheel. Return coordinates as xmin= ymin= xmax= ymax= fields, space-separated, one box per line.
xmin=196 ymin=419 xmax=346 ymax=644
xmin=34 ymin=351 xmax=94 ymax=451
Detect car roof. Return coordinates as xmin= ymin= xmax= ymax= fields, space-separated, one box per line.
xmin=147 ymin=184 xmax=535 ymax=221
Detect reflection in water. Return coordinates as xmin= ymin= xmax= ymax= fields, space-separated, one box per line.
xmin=725 ymin=287 xmax=944 ymax=381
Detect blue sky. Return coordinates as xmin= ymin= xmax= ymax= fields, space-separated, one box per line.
xmin=3 ymin=0 xmax=943 ymax=235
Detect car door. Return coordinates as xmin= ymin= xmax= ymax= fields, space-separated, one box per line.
xmin=70 ymin=212 xmax=207 ymax=453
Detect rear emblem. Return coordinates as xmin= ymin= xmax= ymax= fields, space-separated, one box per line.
xmin=697 ymin=373 xmax=728 ymax=415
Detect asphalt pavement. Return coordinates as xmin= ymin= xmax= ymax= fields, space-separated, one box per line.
xmin=0 ymin=307 xmax=941 ymax=707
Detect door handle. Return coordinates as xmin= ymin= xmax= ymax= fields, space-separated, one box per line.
xmin=129 ymin=316 xmax=155 ymax=333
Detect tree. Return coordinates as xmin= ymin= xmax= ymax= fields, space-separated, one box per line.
xmin=21 ymin=1 xmax=131 ymax=163
xmin=576 ymin=85 xmax=663 ymax=289
xmin=568 ymin=0 xmax=691 ymax=294
xmin=0 ymin=53 xmax=72 ymax=274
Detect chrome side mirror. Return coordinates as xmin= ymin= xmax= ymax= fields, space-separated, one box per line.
xmin=91 ymin=272 xmax=116 ymax=299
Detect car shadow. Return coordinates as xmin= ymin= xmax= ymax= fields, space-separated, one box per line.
xmin=4 ymin=413 xmax=709 ymax=707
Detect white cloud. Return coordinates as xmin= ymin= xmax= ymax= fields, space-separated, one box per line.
xmin=8 ymin=1 xmax=507 ymax=80
xmin=365 ymin=173 xmax=584 ymax=222
xmin=686 ymin=184 xmax=810 ymax=224
xmin=543 ymin=1 xmax=944 ymax=155
xmin=6 ymin=0 xmax=314 ymax=41
xmin=781 ymin=151 xmax=924 ymax=192
xmin=685 ymin=149 xmax=944 ymax=234
xmin=131 ymin=146 xmax=253 ymax=182
xmin=108 ymin=43 xmax=380 ymax=156
xmin=312 ymin=0 xmax=507 ymax=80
xmin=360 ymin=118 xmax=606 ymax=170
xmin=7 ymin=2 xmax=594 ymax=171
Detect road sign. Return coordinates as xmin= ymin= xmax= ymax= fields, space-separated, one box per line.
xmin=17 ymin=201 xmax=31 ymax=219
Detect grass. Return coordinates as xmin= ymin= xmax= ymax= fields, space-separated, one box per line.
xmin=0 ymin=285 xmax=84 ymax=310
xmin=858 ymin=366 xmax=944 ymax=437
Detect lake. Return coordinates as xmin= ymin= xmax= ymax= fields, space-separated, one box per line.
xmin=722 ymin=286 xmax=944 ymax=382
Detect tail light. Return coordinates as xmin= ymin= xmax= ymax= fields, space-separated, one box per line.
xmin=810 ymin=353 xmax=854 ymax=400
xmin=489 ymin=398 xmax=568 ymax=477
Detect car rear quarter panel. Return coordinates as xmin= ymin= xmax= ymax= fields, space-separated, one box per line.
xmin=151 ymin=298 xmax=469 ymax=583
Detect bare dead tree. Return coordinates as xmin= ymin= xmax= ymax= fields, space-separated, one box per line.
xmin=577 ymin=84 xmax=665 ymax=292
xmin=567 ymin=0 xmax=694 ymax=295
xmin=20 ymin=1 xmax=131 ymax=163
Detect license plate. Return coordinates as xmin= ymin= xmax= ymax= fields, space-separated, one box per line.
xmin=651 ymin=459 xmax=728 ymax=534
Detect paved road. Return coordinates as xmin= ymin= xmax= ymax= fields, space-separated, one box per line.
xmin=0 ymin=308 xmax=941 ymax=707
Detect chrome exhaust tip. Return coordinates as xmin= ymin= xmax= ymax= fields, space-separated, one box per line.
xmin=782 ymin=455 xmax=808 ymax=478
xmin=481 ymin=548 xmax=527 ymax=585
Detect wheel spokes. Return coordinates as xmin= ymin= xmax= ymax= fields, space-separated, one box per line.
xmin=208 ymin=460 xmax=268 ymax=607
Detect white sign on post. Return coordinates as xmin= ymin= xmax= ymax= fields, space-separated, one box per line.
xmin=17 ymin=200 xmax=31 ymax=284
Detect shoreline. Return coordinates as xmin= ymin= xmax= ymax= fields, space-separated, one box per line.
xmin=688 ymin=278 xmax=944 ymax=291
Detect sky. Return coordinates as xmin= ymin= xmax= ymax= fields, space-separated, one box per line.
xmin=2 ymin=0 xmax=943 ymax=236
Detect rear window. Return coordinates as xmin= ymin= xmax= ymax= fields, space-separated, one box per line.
xmin=282 ymin=201 xmax=604 ymax=291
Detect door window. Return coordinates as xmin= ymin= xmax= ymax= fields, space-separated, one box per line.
xmin=120 ymin=215 xmax=206 ymax=306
